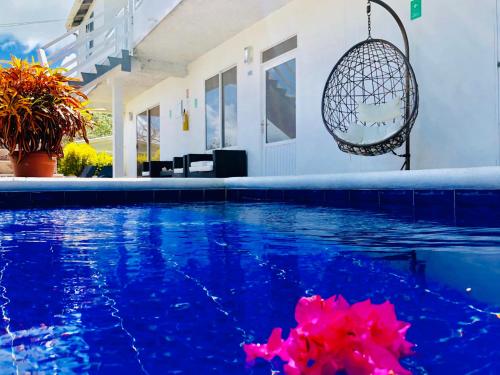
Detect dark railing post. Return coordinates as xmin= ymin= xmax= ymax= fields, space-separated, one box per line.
xmin=370 ymin=0 xmax=412 ymax=170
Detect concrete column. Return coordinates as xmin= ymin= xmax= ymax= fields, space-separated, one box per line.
xmin=112 ymin=78 xmax=125 ymax=178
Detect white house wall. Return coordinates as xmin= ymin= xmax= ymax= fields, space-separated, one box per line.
xmin=122 ymin=0 xmax=500 ymax=177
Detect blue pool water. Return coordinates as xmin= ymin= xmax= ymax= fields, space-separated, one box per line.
xmin=0 ymin=202 xmax=499 ymax=374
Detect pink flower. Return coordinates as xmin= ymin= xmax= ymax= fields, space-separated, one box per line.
xmin=244 ymin=295 xmax=414 ymax=375
xmin=244 ymin=328 xmax=289 ymax=362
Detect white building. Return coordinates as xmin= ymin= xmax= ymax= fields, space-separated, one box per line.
xmin=42 ymin=0 xmax=500 ymax=177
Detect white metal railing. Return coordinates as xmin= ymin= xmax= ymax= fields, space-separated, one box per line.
xmin=37 ymin=5 xmax=132 ymax=80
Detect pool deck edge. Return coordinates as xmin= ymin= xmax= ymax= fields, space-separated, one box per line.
xmin=0 ymin=166 xmax=498 ymax=191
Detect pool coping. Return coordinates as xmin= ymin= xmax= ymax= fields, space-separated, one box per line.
xmin=0 ymin=167 xmax=498 ymax=192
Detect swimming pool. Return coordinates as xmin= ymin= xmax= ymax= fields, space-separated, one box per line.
xmin=0 ymin=202 xmax=498 ymax=374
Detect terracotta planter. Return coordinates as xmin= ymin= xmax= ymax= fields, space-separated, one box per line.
xmin=9 ymin=152 xmax=56 ymax=178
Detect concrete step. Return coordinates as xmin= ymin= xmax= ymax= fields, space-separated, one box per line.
xmin=0 ymin=160 xmax=13 ymax=175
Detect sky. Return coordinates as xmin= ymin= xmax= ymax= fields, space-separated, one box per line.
xmin=0 ymin=1 xmax=73 ymax=62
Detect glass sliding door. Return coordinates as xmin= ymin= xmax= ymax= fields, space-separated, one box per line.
xmin=136 ymin=106 xmax=160 ymax=177
xmin=136 ymin=111 xmax=149 ymax=177
xmin=149 ymin=106 xmax=161 ymax=162
xmin=205 ymin=75 xmax=221 ymax=150
xmin=205 ymin=67 xmax=238 ymax=150
xmin=222 ymin=67 xmax=237 ymax=147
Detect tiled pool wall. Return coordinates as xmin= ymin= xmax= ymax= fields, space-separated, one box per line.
xmin=230 ymin=189 xmax=500 ymax=224
xmin=0 ymin=188 xmax=498 ymax=225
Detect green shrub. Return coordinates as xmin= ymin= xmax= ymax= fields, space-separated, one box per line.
xmin=58 ymin=143 xmax=97 ymax=176
xmin=95 ymin=152 xmax=113 ymax=173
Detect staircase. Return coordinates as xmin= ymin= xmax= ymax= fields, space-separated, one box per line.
xmin=37 ymin=6 xmax=132 ymax=88
xmin=72 ymin=49 xmax=131 ymax=87
xmin=0 ymin=149 xmax=12 ymax=177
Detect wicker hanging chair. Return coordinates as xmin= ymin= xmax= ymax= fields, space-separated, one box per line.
xmin=321 ymin=2 xmax=419 ymax=157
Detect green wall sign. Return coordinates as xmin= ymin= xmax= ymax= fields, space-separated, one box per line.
xmin=411 ymin=0 xmax=422 ymax=20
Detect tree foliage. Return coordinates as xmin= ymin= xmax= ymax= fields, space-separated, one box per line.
xmin=87 ymin=112 xmax=112 ymax=139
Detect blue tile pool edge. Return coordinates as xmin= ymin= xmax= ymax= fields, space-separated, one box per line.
xmin=0 ymin=189 xmax=499 ymax=224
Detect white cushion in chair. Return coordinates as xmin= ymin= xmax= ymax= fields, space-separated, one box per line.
xmin=361 ymin=126 xmax=386 ymax=145
xmin=336 ymin=123 xmax=401 ymax=145
xmin=384 ymin=122 xmax=403 ymax=138
xmin=338 ymin=123 xmax=365 ymax=144
xmin=357 ymin=97 xmax=401 ymax=124
xmin=189 ymin=161 xmax=214 ymax=173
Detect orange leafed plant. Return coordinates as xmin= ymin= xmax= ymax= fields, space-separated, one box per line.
xmin=0 ymin=57 xmax=93 ymax=161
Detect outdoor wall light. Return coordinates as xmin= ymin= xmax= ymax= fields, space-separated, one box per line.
xmin=244 ymin=46 xmax=253 ymax=64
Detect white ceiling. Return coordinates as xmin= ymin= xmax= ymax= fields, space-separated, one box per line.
xmin=88 ymin=0 xmax=294 ymax=110
xmin=135 ymin=0 xmax=293 ymax=65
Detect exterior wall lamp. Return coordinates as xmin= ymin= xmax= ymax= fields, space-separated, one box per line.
xmin=244 ymin=46 xmax=253 ymax=64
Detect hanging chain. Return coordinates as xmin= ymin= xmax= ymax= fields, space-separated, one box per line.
xmin=367 ymin=0 xmax=372 ymax=38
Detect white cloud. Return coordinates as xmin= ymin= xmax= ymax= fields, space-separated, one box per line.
xmin=0 ymin=1 xmax=73 ymax=52
xmin=0 ymin=40 xmax=16 ymax=51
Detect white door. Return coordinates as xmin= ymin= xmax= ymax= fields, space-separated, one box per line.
xmin=261 ymin=53 xmax=297 ymax=176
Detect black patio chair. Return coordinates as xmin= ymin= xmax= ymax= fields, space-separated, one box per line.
xmin=79 ymin=165 xmax=97 ymax=178
xmin=97 ymin=166 xmax=113 ymax=178
xmin=142 ymin=161 xmax=174 ymax=178
xmin=173 ymin=157 xmax=186 ymax=178
xmin=184 ymin=150 xmax=247 ymax=178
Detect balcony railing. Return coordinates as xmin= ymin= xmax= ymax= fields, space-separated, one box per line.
xmin=37 ymin=6 xmax=131 ymax=81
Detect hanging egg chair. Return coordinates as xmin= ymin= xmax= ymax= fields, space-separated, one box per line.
xmin=322 ymin=0 xmax=419 ymax=159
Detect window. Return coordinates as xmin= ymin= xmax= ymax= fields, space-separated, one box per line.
xmin=205 ymin=67 xmax=238 ymax=150
xmin=85 ymin=16 xmax=94 ymax=33
xmin=262 ymin=36 xmax=297 ymax=64
xmin=134 ymin=0 xmax=143 ymax=9
xmin=86 ymin=12 xmax=95 ymax=53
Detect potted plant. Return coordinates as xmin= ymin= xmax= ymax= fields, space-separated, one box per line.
xmin=0 ymin=58 xmax=92 ymax=177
